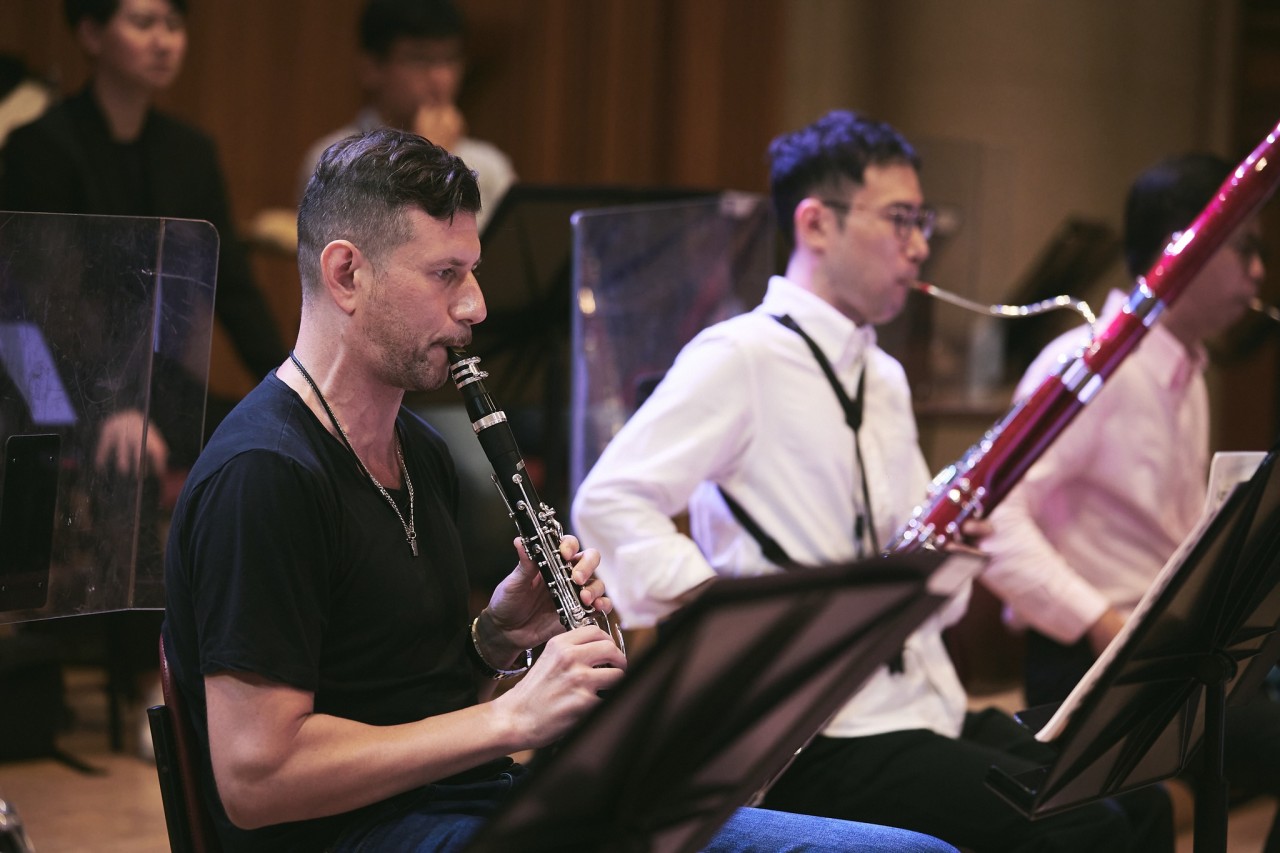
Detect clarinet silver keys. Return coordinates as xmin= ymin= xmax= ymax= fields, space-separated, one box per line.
xmin=448 ymin=347 xmax=626 ymax=654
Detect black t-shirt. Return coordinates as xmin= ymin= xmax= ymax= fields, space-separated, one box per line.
xmin=163 ymin=374 xmax=478 ymax=851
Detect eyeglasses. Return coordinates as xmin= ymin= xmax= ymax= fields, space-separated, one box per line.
xmin=820 ymin=199 xmax=937 ymax=243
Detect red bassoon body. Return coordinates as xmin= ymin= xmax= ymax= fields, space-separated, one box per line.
xmin=887 ymin=120 xmax=1280 ymax=554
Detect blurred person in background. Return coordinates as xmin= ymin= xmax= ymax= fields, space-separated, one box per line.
xmin=982 ymin=152 xmax=1279 ymax=853
xmin=0 ymin=0 xmax=288 ymax=758
xmin=298 ymin=0 xmax=515 ymax=233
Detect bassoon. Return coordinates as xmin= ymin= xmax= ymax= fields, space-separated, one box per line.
xmin=887 ymin=119 xmax=1280 ymax=554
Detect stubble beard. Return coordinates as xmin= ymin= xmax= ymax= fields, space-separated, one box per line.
xmin=377 ymin=341 xmax=451 ymax=394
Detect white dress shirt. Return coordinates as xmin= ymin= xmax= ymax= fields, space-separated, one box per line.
xmin=982 ymin=289 xmax=1210 ymax=643
xmin=573 ymin=275 xmax=970 ymax=739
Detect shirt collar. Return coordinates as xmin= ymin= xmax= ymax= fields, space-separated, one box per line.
xmin=759 ymin=275 xmax=877 ymax=370
xmin=1099 ymin=289 xmax=1207 ymax=391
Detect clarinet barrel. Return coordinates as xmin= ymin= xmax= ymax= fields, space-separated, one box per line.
xmin=448 ymin=348 xmax=626 ymax=653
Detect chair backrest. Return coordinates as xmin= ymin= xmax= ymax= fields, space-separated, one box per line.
xmin=148 ymin=635 xmax=223 ymax=853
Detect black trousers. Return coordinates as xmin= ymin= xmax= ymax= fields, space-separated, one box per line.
xmin=1027 ymin=630 xmax=1280 ymax=853
xmin=760 ymin=708 xmax=1174 ymax=853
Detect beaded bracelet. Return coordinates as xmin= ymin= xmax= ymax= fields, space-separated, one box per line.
xmin=468 ymin=616 xmax=533 ymax=680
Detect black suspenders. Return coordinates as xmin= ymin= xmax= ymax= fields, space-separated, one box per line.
xmin=716 ymin=315 xmax=904 ymax=673
xmin=718 ymin=314 xmax=878 ymax=566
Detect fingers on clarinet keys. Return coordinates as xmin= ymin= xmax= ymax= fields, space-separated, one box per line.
xmin=579 ymin=623 xmax=626 ymax=697
xmin=538 ymin=626 xmax=625 ymax=699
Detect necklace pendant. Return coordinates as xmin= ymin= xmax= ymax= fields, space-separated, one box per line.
xmin=409 ymin=535 xmax=419 ymax=558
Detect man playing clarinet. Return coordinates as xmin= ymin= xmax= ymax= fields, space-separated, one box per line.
xmin=161 ymin=127 xmax=960 ymax=853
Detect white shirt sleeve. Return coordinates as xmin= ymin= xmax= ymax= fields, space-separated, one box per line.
xmin=572 ymin=330 xmax=755 ymax=627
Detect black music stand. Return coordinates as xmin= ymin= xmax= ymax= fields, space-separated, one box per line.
xmin=988 ymin=446 xmax=1280 ymax=853
xmin=466 ymin=550 xmax=986 ymax=853
xmin=0 ymin=434 xmax=59 ymax=612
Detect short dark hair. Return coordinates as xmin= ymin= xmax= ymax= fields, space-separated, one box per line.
xmin=297 ymin=128 xmax=481 ymax=296
xmin=768 ymin=109 xmax=920 ymax=238
xmin=63 ymin=0 xmax=187 ymax=28
xmin=1123 ymin=152 xmax=1231 ymax=278
xmin=359 ymin=0 xmax=465 ymax=58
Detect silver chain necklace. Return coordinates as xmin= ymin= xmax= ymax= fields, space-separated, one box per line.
xmin=289 ymin=352 xmax=418 ymax=557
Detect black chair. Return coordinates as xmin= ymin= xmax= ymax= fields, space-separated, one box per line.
xmin=147 ymin=636 xmax=222 ymax=853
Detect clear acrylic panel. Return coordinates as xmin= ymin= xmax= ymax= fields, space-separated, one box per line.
xmin=570 ymin=193 xmax=775 ymax=497
xmin=0 ymin=212 xmax=217 ymax=622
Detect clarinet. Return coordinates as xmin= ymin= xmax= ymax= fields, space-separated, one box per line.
xmin=448 ymin=347 xmax=626 ymax=653
xmin=888 ymin=118 xmax=1280 ymax=554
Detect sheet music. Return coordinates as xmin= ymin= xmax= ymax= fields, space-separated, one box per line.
xmin=1034 ymin=450 xmax=1266 ymax=742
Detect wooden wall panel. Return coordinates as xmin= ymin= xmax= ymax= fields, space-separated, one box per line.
xmin=460 ymin=0 xmax=782 ymax=192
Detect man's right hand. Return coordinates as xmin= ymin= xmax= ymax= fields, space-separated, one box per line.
xmin=412 ymin=104 xmax=465 ymax=152
xmin=95 ymin=409 xmax=168 ymax=476
xmin=1085 ymin=607 xmax=1127 ymax=656
xmin=493 ymin=626 xmax=626 ymax=749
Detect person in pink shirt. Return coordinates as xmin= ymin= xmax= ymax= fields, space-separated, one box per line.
xmin=982 ymin=152 xmax=1279 ymax=852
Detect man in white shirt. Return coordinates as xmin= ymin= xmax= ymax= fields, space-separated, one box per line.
xmin=297 ymin=0 xmax=515 ymax=232
xmin=983 ymin=152 xmax=1279 ymax=852
xmin=572 ymin=109 xmax=1173 ymax=853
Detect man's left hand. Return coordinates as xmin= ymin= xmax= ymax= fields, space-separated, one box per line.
xmin=479 ymin=535 xmax=613 ymax=666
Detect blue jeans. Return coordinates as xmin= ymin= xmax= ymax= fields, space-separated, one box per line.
xmin=330 ymin=765 xmax=956 ymax=852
